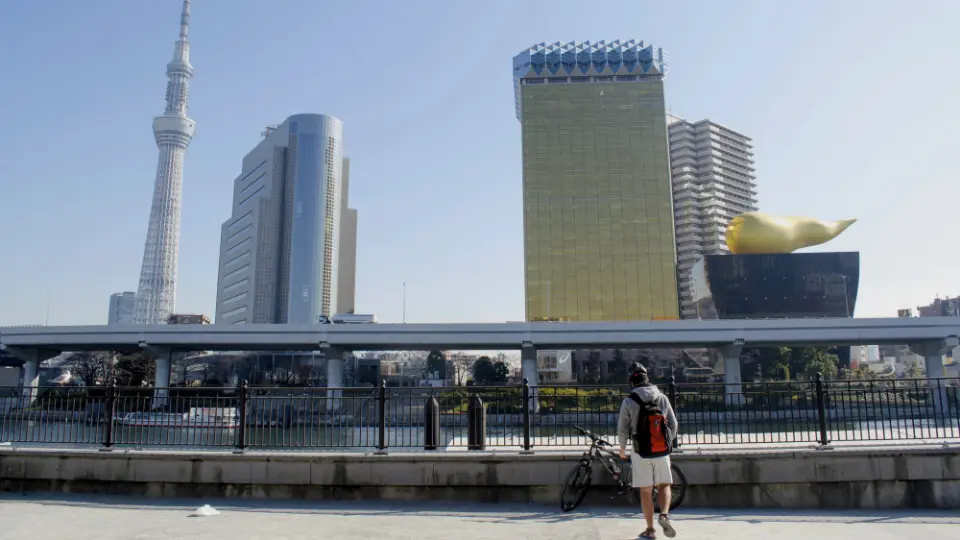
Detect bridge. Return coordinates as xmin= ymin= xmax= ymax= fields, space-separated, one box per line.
xmin=1 ymin=318 xmax=957 ymax=409
xmin=2 ymin=317 xmax=960 ymax=352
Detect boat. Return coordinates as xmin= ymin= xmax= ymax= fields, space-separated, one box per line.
xmin=117 ymin=408 xmax=239 ymax=429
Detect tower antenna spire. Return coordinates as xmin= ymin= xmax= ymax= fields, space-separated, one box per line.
xmin=133 ymin=0 xmax=197 ymax=325
xmin=179 ymin=0 xmax=190 ymax=39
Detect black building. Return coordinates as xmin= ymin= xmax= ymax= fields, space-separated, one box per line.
xmin=691 ymin=252 xmax=860 ymax=320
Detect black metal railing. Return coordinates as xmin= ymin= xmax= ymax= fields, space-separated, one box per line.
xmin=1 ymin=374 xmax=957 ymax=452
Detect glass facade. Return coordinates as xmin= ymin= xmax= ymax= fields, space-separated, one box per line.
xmin=286 ymin=115 xmax=343 ymax=324
xmin=691 ymin=252 xmax=860 ymax=319
xmin=520 ymin=80 xmax=679 ymax=321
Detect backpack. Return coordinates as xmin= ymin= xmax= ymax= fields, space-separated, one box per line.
xmin=628 ymin=393 xmax=672 ymax=458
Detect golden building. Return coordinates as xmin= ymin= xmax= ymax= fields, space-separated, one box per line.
xmin=513 ymin=40 xmax=679 ymax=321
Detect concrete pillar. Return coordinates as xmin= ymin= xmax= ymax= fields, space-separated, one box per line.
xmin=154 ymin=355 xmax=172 ymax=409
xmin=20 ymin=357 xmax=39 ymax=409
xmin=909 ymin=338 xmax=957 ymax=415
xmin=138 ymin=345 xmax=175 ymax=410
xmin=719 ymin=344 xmax=744 ymax=407
xmin=325 ymin=348 xmax=345 ymax=413
xmin=521 ymin=344 xmax=539 ymax=414
xmin=2 ymin=347 xmax=54 ymax=409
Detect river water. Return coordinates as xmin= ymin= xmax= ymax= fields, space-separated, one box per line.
xmin=1 ymin=417 xmax=957 ymax=451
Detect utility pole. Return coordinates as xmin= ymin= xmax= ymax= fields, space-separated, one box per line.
xmin=402 ymin=282 xmax=407 ymax=324
xmin=44 ymin=293 xmax=52 ymax=326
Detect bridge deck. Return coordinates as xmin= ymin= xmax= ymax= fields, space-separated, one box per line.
xmin=2 ymin=318 xmax=960 ymax=352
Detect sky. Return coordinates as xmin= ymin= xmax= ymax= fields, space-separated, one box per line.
xmin=1 ymin=0 xmax=959 ymax=327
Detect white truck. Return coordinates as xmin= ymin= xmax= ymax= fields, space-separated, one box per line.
xmin=317 ymin=313 xmax=378 ymax=324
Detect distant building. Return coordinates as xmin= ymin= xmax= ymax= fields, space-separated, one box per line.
xmin=537 ymin=350 xmax=574 ymax=383
xmin=668 ymin=115 xmax=758 ymax=319
xmin=107 ymin=292 xmax=137 ymax=325
xmin=166 ymin=313 xmax=211 ymax=325
xmin=337 ymin=158 xmax=358 ymax=315
xmin=213 ymin=114 xmax=354 ymax=325
xmin=916 ymin=296 xmax=960 ymax=317
xmin=513 ymin=40 xmax=678 ymax=322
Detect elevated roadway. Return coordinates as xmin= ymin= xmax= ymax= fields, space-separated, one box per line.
xmin=2 ymin=317 xmax=960 ymax=353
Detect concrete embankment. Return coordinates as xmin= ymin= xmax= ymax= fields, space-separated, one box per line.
xmin=1 ymin=445 xmax=958 ymax=509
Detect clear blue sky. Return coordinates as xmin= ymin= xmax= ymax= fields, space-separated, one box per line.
xmin=2 ymin=0 xmax=958 ymax=326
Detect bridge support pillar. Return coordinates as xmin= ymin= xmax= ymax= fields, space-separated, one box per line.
xmin=2 ymin=347 xmax=57 ymax=409
xmin=521 ymin=344 xmax=539 ymax=414
xmin=324 ymin=347 xmax=345 ymax=413
xmin=909 ymin=337 xmax=958 ymax=415
xmin=139 ymin=345 xmax=177 ymax=410
xmin=719 ymin=344 xmax=744 ymax=407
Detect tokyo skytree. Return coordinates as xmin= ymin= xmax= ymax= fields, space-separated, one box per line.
xmin=133 ymin=0 xmax=196 ymax=325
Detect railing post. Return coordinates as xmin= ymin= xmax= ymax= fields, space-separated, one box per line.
xmin=467 ymin=394 xmax=486 ymax=450
xmin=376 ymin=380 xmax=387 ymax=453
xmin=668 ymin=373 xmax=680 ymax=450
xmin=424 ymin=395 xmax=440 ymax=450
xmin=814 ymin=372 xmax=830 ymax=447
xmin=521 ymin=378 xmax=532 ymax=452
xmin=102 ymin=382 xmax=117 ymax=449
xmin=235 ymin=380 xmax=248 ymax=451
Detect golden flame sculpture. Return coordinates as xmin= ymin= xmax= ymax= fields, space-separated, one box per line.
xmin=725 ymin=212 xmax=856 ymax=255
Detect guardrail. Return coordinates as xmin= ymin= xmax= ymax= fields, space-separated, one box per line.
xmin=1 ymin=375 xmax=958 ymax=451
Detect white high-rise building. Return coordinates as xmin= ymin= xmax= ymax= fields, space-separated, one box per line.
xmin=107 ymin=292 xmax=137 ymax=325
xmin=133 ymin=0 xmax=196 ymax=325
xmin=214 ymin=114 xmax=352 ymax=325
xmin=668 ymin=115 xmax=758 ymax=319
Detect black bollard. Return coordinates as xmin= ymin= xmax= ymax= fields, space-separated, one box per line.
xmin=467 ymin=394 xmax=486 ymax=450
xmin=424 ymin=396 xmax=440 ymax=450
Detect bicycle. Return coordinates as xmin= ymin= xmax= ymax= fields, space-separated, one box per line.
xmin=560 ymin=425 xmax=687 ymax=513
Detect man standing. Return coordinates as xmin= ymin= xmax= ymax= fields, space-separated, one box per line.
xmin=618 ymin=363 xmax=678 ymax=539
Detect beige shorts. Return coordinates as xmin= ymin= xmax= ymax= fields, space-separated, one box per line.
xmin=630 ymin=453 xmax=672 ymax=488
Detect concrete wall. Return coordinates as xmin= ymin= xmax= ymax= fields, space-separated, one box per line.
xmin=1 ymin=446 xmax=958 ymax=509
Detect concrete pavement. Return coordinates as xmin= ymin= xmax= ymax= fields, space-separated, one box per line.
xmin=1 ymin=494 xmax=959 ymax=540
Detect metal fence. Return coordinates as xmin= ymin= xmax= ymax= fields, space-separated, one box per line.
xmin=1 ymin=374 xmax=958 ymax=452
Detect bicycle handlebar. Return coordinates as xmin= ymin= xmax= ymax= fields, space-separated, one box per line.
xmin=573 ymin=425 xmax=612 ymax=447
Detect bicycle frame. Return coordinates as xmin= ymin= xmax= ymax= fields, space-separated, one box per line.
xmin=563 ymin=425 xmax=687 ymax=513
xmin=576 ymin=432 xmax=633 ymax=496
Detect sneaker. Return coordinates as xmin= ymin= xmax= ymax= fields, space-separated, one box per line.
xmin=658 ymin=514 xmax=676 ymax=538
xmin=639 ymin=528 xmax=657 ymax=540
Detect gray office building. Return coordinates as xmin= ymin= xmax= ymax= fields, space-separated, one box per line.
xmin=107 ymin=292 xmax=137 ymax=325
xmin=214 ymin=113 xmax=356 ymax=324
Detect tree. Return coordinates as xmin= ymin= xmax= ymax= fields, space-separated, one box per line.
xmin=798 ymin=347 xmax=839 ymax=380
xmin=743 ymin=346 xmax=793 ymax=381
xmin=451 ymin=354 xmax=471 ymax=386
xmin=472 ymin=356 xmax=496 ymax=386
xmin=113 ymin=351 xmax=157 ymax=387
xmin=67 ymin=352 xmax=112 ymax=386
xmin=852 ymin=365 xmax=874 ymax=380
xmin=581 ymin=351 xmax=601 ymax=384
xmin=903 ymin=364 xmax=923 ymax=379
xmin=426 ymin=350 xmax=447 ymax=380
xmin=492 ymin=361 xmax=510 ymax=384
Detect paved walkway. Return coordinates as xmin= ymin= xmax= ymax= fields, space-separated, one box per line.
xmin=2 ymin=494 xmax=958 ymax=540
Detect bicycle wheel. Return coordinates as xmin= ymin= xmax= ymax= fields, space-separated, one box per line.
xmin=560 ymin=461 xmax=593 ymax=512
xmin=654 ymin=464 xmax=687 ymax=512
xmin=619 ymin=459 xmax=640 ymax=505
